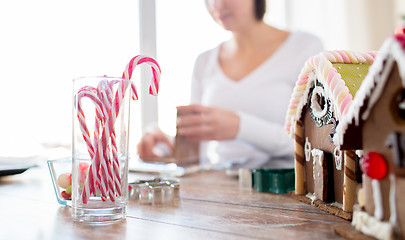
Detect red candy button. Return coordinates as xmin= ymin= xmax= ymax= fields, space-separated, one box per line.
xmin=61 ymin=191 xmax=72 ymax=200
xmin=360 ymin=152 xmax=388 ymax=180
xmin=79 ymin=163 xmax=89 ymax=172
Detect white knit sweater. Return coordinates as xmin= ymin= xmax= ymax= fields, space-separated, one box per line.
xmin=191 ymin=31 xmax=324 ymax=166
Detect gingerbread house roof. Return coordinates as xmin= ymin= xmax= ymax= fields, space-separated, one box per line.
xmin=334 ymin=35 xmax=405 ymax=147
xmin=285 ymin=50 xmax=376 ymax=136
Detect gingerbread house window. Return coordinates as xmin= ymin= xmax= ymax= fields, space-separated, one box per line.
xmin=309 ymin=81 xmax=332 ymax=127
xmin=386 ymin=132 xmax=405 ymax=168
xmin=393 ymin=88 xmax=405 ymax=122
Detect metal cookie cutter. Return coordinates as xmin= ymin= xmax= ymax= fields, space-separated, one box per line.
xmin=129 ymin=178 xmax=180 ymax=205
xmin=251 ymin=168 xmax=295 ymax=194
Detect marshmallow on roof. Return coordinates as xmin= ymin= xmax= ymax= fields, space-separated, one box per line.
xmin=285 ymin=50 xmax=376 ymax=135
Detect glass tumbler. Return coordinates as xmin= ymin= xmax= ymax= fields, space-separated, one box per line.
xmin=72 ymin=76 xmax=131 ymax=222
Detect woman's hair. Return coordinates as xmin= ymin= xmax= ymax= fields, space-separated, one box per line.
xmin=255 ymin=0 xmax=266 ymax=21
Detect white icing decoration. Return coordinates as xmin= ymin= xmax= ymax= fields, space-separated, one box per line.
xmin=355 ymin=150 xmax=363 ymax=158
xmin=398 ymin=101 xmax=405 ymax=110
xmin=352 ymin=210 xmax=395 ymax=240
xmin=330 ymin=202 xmax=343 ymax=209
xmin=389 ymin=174 xmax=398 ymax=229
xmin=310 ymin=85 xmax=328 ymax=118
xmin=304 ymin=137 xmax=311 ymax=162
xmin=372 ymin=179 xmax=384 ymax=221
xmin=361 ymin=58 xmax=395 ymax=121
xmin=306 ymin=192 xmax=317 ymax=203
xmin=311 ymin=149 xmax=324 ymax=166
xmin=334 ymin=147 xmax=342 ymax=170
xmin=311 ymin=149 xmax=324 ymax=180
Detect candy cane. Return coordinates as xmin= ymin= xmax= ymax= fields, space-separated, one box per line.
xmin=95 ymin=135 xmax=108 ymax=201
xmin=123 ymin=55 xmax=161 ymax=98
xmin=100 ymin=127 xmax=116 ymax=201
xmin=86 ymin=86 xmax=106 ymax=198
xmin=108 ymin=55 xmax=161 ymax=194
xmin=75 ymin=92 xmax=96 ymax=202
xmin=76 ymin=89 xmax=104 ymax=171
xmin=101 ymin=55 xmax=161 ymax=199
xmin=82 ymin=135 xmax=108 ymax=203
xmin=98 ymin=80 xmax=122 ymax=194
xmin=88 ymin=82 xmax=122 ymax=201
xmin=91 ymin=117 xmax=109 ymax=200
xmin=78 ymin=87 xmax=116 ymax=203
xmin=76 ymin=89 xmax=109 ymax=203
xmin=96 ymin=83 xmax=117 ymax=201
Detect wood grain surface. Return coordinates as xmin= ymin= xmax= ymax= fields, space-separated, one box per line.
xmin=0 ymin=163 xmax=350 ymax=240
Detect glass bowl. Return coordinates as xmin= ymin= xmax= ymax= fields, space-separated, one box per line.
xmin=47 ymin=158 xmax=72 ymax=206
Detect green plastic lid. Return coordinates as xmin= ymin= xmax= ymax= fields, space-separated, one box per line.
xmin=252 ymin=168 xmax=295 ymax=194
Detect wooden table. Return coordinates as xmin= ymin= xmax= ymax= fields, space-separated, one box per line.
xmin=0 ymin=163 xmax=350 ymax=240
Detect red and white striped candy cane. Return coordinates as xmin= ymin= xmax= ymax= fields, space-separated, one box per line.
xmin=80 ymin=81 xmax=121 ymax=203
xmin=109 ymin=55 xmax=161 ymax=124
xmin=97 ymin=55 xmax=161 ymax=200
xmin=92 ymin=118 xmax=109 ymax=200
xmin=76 ymin=89 xmax=104 ymax=158
xmin=97 ymin=80 xmax=122 ymax=197
xmin=84 ymin=86 xmax=106 ymax=198
xmin=99 ymin=127 xmax=116 ymax=201
xmin=95 ymin=135 xmax=108 ymax=201
xmin=95 ymin=82 xmax=117 ymax=201
xmin=76 ymin=88 xmax=109 ymax=203
xmin=122 ymin=55 xmax=161 ymax=98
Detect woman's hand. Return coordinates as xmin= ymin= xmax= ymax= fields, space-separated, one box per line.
xmin=176 ymin=104 xmax=240 ymax=141
xmin=137 ymin=128 xmax=174 ymax=160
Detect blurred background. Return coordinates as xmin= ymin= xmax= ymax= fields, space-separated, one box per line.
xmin=0 ymin=0 xmax=403 ymax=160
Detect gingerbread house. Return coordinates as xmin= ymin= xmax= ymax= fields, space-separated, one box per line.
xmin=335 ymin=35 xmax=405 ymax=240
xmin=285 ymin=50 xmax=376 ymax=219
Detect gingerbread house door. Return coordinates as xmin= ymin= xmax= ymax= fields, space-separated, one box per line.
xmin=311 ymin=149 xmax=333 ymax=201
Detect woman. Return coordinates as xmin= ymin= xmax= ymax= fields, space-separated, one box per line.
xmin=137 ymin=0 xmax=323 ymax=167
